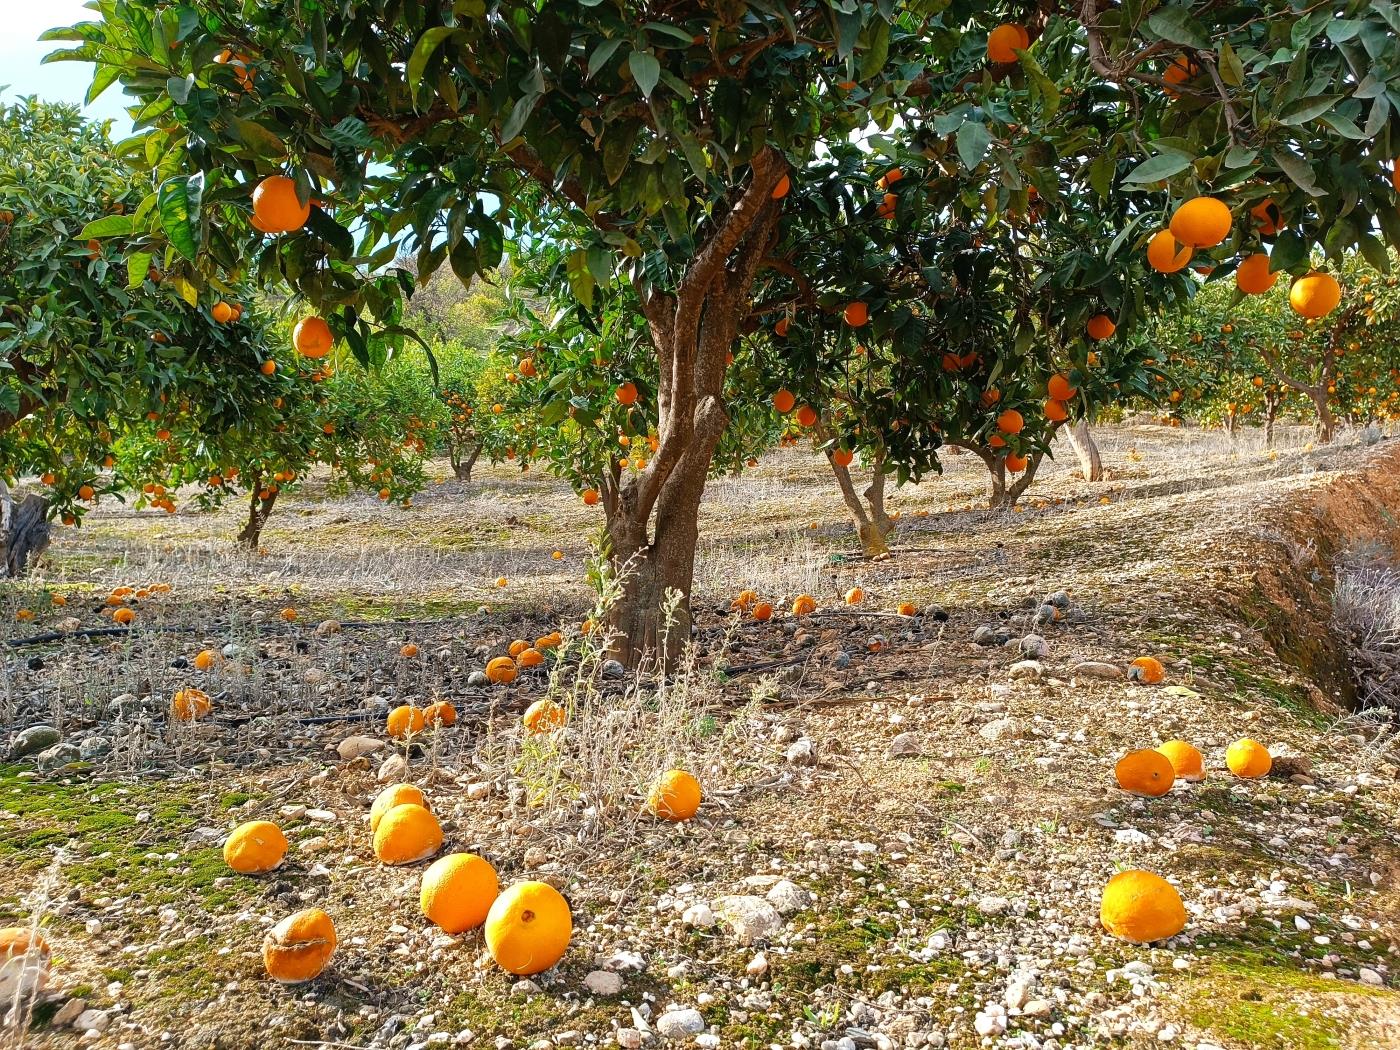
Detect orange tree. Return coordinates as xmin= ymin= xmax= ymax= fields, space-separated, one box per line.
xmin=0 ymin=98 xmax=293 ymax=574
xmin=54 ymin=1 xmax=1400 ymax=662
xmin=1151 ymin=253 xmax=1400 ymax=441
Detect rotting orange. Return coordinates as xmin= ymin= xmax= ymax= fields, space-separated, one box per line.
xmin=522 ymin=699 xmax=566 ymax=734
xmin=263 ymin=908 xmax=336 ymax=983
xmin=1114 ymin=748 xmax=1176 ymax=797
xmin=224 ymin=820 xmax=288 ymax=874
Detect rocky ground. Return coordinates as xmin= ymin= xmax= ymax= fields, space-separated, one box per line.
xmin=1 ymin=422 xmax=1399 ymax=1050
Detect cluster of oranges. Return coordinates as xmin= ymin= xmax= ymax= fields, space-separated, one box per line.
xmin=96 ymin=581 xmax=171 ymax=626
xmin=481 ymin=630 xmax=564 ymax=685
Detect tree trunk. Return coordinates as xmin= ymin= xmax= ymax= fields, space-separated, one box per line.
xmin=825 ymin=449 xmax=893 ymax=559
xmin=0 ymin=482 xmax=51 ymax=578
xmin=599 ymin=148 xmax=785 ymax=669
xmin=451 ymin=442 xmax=481 ymax=482
xmin=1066 ymin=420 xmax=1103 ymax=481
xmin=1310 ymin=389 xmax=1335 ymax=443
xmin=1264 ymin=393 xmax=1280 ymax=446
xmin=236 ymin=483 xmax=279 ymax=548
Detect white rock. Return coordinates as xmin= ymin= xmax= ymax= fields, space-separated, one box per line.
xmin=979 ymin=717 xmax=1016 ymax=742
xmin=682 ymin=904 xmax=716 ymax=928
xmin=767 ymin=880 xmax=812 ymax=916
xmin=583 ymin=970 xmax=623 ymax=996
xmin=1358 ymin=968 xmax=1384 ymax=986
xmin=746 ymin=953 xmax=769 ymax=977
xmin=711 ymin=896 xmax=783 ymax=945
xmin=1072 ymin=661 xmax=1124 ymax=680
xmin=73 ymin=1010 xmax=111 ymax=1034
xmin=615 ymin=1030 xmax=643 ymax=1049
xmin=886 ymin=732 xmax=921 ymax=758
xmin=655 ymin=1008 xmax=705 ymax=1039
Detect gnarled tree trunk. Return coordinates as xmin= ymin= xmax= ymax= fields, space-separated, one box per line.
xmin=236 ymin=481 xmax=279 ymax=549
xmin=824 ymin=447 xmax=894 ymax=558
xmin=948 ymin=427 xmax=1058 ymax=510
xmin=449 ymin=441 xmax=481 ymax=482
xmin=599 ymin=149 xmax=785 ymax=669
xmin=0 ymin=481 xmax=52 ymax=578
xmin=1066 ymin=419 xmax=1103 ymax=481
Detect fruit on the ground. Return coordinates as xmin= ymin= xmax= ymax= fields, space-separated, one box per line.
xmin=844 ymin=301 xmax=869 ymax=327
xmin=844 ymin=587 xmax=864 ymax=605
xmin=515 ymin=647 xmax=544 ymax=669
xmin=1289 ymin=271 xmax=1342 ymax=318
xmin=772 ymin=389 xmax=796 ymax=414
xmin=294 ymin=317 xmax=333 ymax=358
xmin=263 ymin=908 xmax=336 ymax=983
xmin=252 ymin=174 xmax=311 ymax=233
xmin=509 ymin=639 xmax=530 ymax=657
xmin=1146 ymin=229 xmax=1192 ymax=273
xmin=616 ymin=381 xmax=638 ymax=405
xmin=424 ymin=701 xmax=457 ymax=727
xmin=1086 ymin=314 xmax=1116 ymax=340
xmin=1155 ymin=740 xmax=1205 ymax=782
xmin=752 ymin=601 xmax=774 ymax=621
xmin=896 ymin=601 xmax=917 ymax=616
xmin=795 ymin=404 xmax=819 ymax=427
xmin=534 ymin=632 xmax=562 ymax=650
xmin=373 ymin=803 xmax=443 ymax=865
xmin=1099 ymin=870 xmax=1187 ymax=943
xmin=223 ymin=820 xmax=289 ymax=874
xmin=171 ymin=687 xmax=211 ymax=720
xmin=646 ymin=769 xmax=703 ymax=821
xmin=987 ymin=23 xmax=1029 ymax=63
xmin=485 ymin=656 xmax=518 ymax=684
xmin=792 ymin=594 xmax=817 ymax=616
xmin=113 ymin=607 xmax=136 ymax=625
xmin=523 ymin=699 xmax=566 ymax=734
xmin=371 ymin=783 xmax=427 ymax=832
xmin=399 ymin=642 xmax=419 ymax=657
xmin=732 ymin=589 xmax=758 ymax=611
xmin=387 ymin=704 xmax=426 ymax=738
xmin=1235 ymin=253 xmax=1278 ymax=295
xmin=1128 ymin=656 xmax=1165 ymax=684
xmin=1169 ymin=196 xmax=1232 ymax=247
xmin=484 ymin=881 xmax=572 ymax=975
xmin=1225 ymin=738 xmax=1272 ymax=778
xmin=1114 ymin=749 xmax=1176 ymax=797
xmin=1047 ymin=374 xmax=1076 ymax=400
xmin=997 ymin=409 xmax=1024 ymax=434
xmin=193 ymin=648 xmax=219 ymax=671
xmin=421 ymin=853 xmax=500 ymax=934
xmin=0 ymin=928 xmax=50 ymax=1002
xmin=279 ymin=607 xmax=297 ymax=622
xmin=495 ymin=576 xmax=508 ymax=587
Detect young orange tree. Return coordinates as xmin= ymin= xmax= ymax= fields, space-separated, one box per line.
xmin=54 ymin=1 xmax=1400 ymax=662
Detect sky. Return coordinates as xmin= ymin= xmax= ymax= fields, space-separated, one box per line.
xmin=0 ymin=0 xmax=132 ymax=129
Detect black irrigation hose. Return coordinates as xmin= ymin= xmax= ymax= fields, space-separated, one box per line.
xmin=3 ymin=616 xmax=470 ymax=649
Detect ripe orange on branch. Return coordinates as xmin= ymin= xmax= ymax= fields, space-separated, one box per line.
xmin=1146 ymin=230 xmax=1192 ymax=273
xmin=987 ymin=23 xmax=1029 ymax=63
xmin=294 ymin=316 xmax=333 ymax=358
xmin=1169 ymin=196 xmax=1232 ymax=248
xmin=996 ymin=409 xmax=1024 ymax=434
xmin=844 ymin=301 xmax=869 ymax=327
xmin=252 ymin=174 xmax=310 ymax=233
xmin=1289 ymin=271 xmax=1341 ymax=318
xmin=772 ymin=388 xmax=796 ymax=414
xmin=1235 ymin=253 xmax=1278 ymax=295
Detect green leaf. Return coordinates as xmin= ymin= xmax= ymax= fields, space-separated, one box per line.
xmin=955 ymin=121 xmax=991 ymax=170
xmin=1218 ymin=40 xmax=1244 ymax=86
xmin=1147 ymin=7 xmax=1210 ymax=49
xmin=629 ymin=51 xmax=661 ymax=98
xmin=1271 ymin=146 xmax=1325 ymax=196
xmin=157 ymin=176 xmax=198 ymax=261
xmin=408 ymin=27 xmax=458 ymax=97
xmin=564 ymin=249 xmax=595 ymax=309
xmin=1279 ymin=94 xmax=1340 ymax=125
xmin=126 ymin=251 xmax=151 ymax=290
xmin=1269 ymin=229 xmax=1309 ymax=271
xmin=1122 ymin=152 xmax=1193 ymax=184
xmin=78 ymin=214 xmax=134 ymax=239
xmin=588 ymin=38 xmax=623 ymax=78
xmin=500 ymin=85 xmax=543 ymax=143
xmin=230 ymin=117 xmax=286 ymax=157
xmin=1358 ymin=231 xmax=1390 ymax=272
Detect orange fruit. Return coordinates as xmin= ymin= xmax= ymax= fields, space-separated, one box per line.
xmin=224 ymin=821 xmax=288 ymax=874
xmin=1100 ymin=871 xmax=1186 ymax=943
xmin=831 ymin=448 xmax=854 ymax=468
xmin=1146 ymin=229 xmax=1192 ymax=273
xmin=425 ymin=701 xmax=457 ymax=727
xmin=387 ymin=705 xmax=426 ymax=738
xmin=1289 ymin=272 xmax=1341 ymax=318
xmin=775 ymin=316 xmax=790 ymax=337
xmin=1225 ymin=738 xmax=1272 ymax=779
xmin=263 ymin=908 xmax=336 ymax=983
xmin=896 ymin=601 xmax=917 ymax=616
xmin=1114 ymin=749 xmax=1176 ymax=797
xmin=1004 ymin=453 xmax=1028 ymax=473
xmin=484 ymin=881 xmax=572 ymax=975
xmin=373 ymin=803 xmax=442 ymax=865
xmin=987 ymin=23 xmax=1029 ymax=63
xmin=113 ymin=607 xmax=136 ymax=625
xmin=616 ymin=381 xmax=639 ymax=405
xmin=522 ymin=699 xmax=566 ymax=733
xmin=844 ymin=586 xmax=864 ymax=605
xmin=1044 ymin=398 xmax=1068 ymax=422
xmin=1155 ymin=740 xmax=1205 ymax=783
xmin=844 ymin=301 xmax=869 ymax=327
xmin=795 ymin=405 xmax=819 ymax=427
xmin=582 ymin=488 xmax=600 ymax=506
xmin=294 ymin=317 xmax=333 ymax=358
xmin=792 ymin=594 xmax=817 ymax=616
xmin=399 ymin=642 xmax=419 ymax=658
xmin=771 ymin=174 xmax=790 ymax=200
xmin=252 ymin=174 xmax=310 ymax=234
xmin=1250 ymin=199 xmax=1284 ymax=236
xmin=171 ymin=688 xmax=211 ymax=720
xmin=732 ymin=590 xmax=758 ymax=611
xmin=260 ymin=360 xmax=277 ymax=376
xmin=772 ymin=389 xmax=796 ymax=414
xmin=421 ymin=853 xmax=500 ymax=934
xmin=1046 ymin=374 xmax=1075 ymax=400
xmin=751 ymin=601 xmax=774 ymax=621
xmin=279 ymin=606 xmax=297 ymax=622
xmin=1162 ymin=55 xmax=1197 ymax=97
xmin=1236 ymin=253 xmax=1278 ymax=295
xmin=996 ymin=409 xmax=1024 ymax=434
xmin=486 ymin=656 xmax=518 ymax=684
xmin=1086 ymin=313 xmax=1116 ymax=340
xmin=371 ymin=784 xmax=427 ymax=832
xmin=515 ymin=647 xmax=544 ymax=669
xmin=646 ymin=769 xmax=702 ymax=821
xmin=1128 ymin=656 xmax=1165 ymax=684
xmin=1169 ymin=196 xmax=1232 ymax=248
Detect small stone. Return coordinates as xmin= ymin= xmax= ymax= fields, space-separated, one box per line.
xmin=977 ymin=896 xmax=1010 ymax=916
xmin=601 ymin=660 xmax=626 ymax=680
xmin=583 ymin=970 xmax=623 ymax=996
xmin=615 ymin=1030 xmax=643 ymax=1049
xmin=315 ymin=619 xmax=342 ymax=636
xmin=682 ymin=904 xmax=716 ymax=928
xmin=378 ymin=753 xmax=409 ymax=783
xmin=1022 ymin=1000 xmax=1053 ymax=1018
xmin=1009 ymin=660 xmax=1043 ymax=681
xmin=511 ymin=979 xmax=541 ymax=997
xmin=767 ymin=880 xmax=812 ymax=916
xmin=9 ymin=725 xmax=61 ymax=760
xmin=887 ymin=732 xmax=921 ymax=758
xmin=746 ymin=952 xmax=769 ymax=977
xmin=1358 ymin=968 xmax=1384 ymax=986
xmin=78 ymin=736 xmax=112 ymax=761
xmin=465 ymin=782 xmax=493 ymax=801
xmin=468 ymin=671 xmax=491 ymax=687
xmin=655 ymin=1008 xmax=705 ymax=1039
xmin=35 ymin=743 xmax=82 ymax=771
xmin=979 ymin=717 xmax=1016 ymax=742
xmin=523 ymin=846 xmax=549 ymax=869
xmin=73 ymin=1010 xmax=111 ymax=1034
xmin=711 ymin=895 xmax=784 ymax=945
xmin=337 ymin=735 xmax=386 ymax=761
xmin=785 ymin=738 xmax=818 ymax=766
xmin=1018 ymin=634 xmax=1047 ymax=659
xmin=305 ymin=809 xmax=336 ymax=823
xmin=52 ymin=999 xmax=86 ymax=1028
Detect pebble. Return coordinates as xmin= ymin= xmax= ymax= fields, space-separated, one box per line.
xmin=337 ymin=735 xmax=385 ymax=761
xmin=886 ymin=732 xmax=921 ymax=758
xmin=785 ymin=738 xmax=817 ymax=766
xmin=655 ymin=1008 xmax=705 ymax=1038
xmin=583 ymin=970 xmax=623 ymax=996
xmin=711 ymin=895 xmax=784 ymax=944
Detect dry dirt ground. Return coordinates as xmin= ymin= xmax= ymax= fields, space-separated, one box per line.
xmin=2 ymin=422 xmax=1400 ymax=1050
